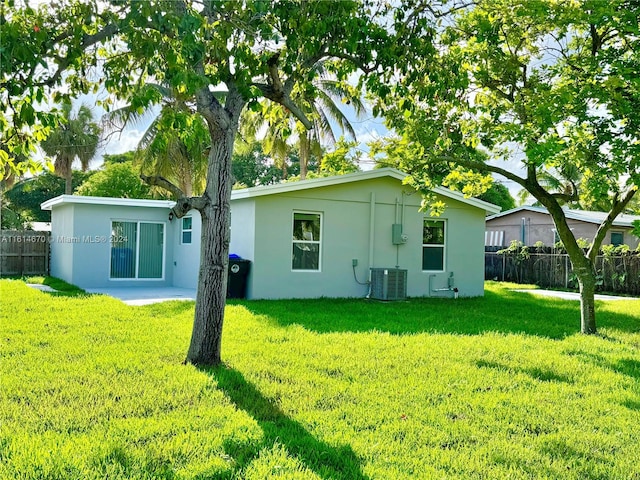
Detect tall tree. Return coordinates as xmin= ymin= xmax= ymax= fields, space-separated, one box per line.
xmin=478 ymin=183 xmax=516 ymax=213
xmin=3 ymin=171 xmax=93 ymax=222
xmin=103 ymin=85 xmax=210 ymax=197
xmin=75 ymin=161 xmax=159 ymax=199
xmin=317 ymin=138 xmax=361 ymax=176
xmin=241 ymin=62 xmax=365 ymax=180
xmin=375 ymin=0 xmax=640 ymax=334
xmin=231 ymin=141 xmax=286 ymax=188
xmin=40 ymin=102 xmax=100 ymax=194
xmin=1 ymin=1 xmax=426 ymax=365
xmin=137 ymin=109 xmax=209 ymax=197
xmin=516 ymin=164 xmax=613 ymax=211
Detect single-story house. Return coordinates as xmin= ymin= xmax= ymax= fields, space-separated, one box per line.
xmin=485 ymin=205 xmax=640 ymax=249
xmin=41 ymin=168 xmax=500 ymax=299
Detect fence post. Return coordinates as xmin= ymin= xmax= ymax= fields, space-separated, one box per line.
xmin=18 ymin=234 xmax=24 ymax=276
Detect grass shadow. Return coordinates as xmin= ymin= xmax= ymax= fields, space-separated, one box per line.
xmin=610 ymin=358 xmax=640 ymax=381
xmin=621 ymin=399 xmax=640 ymax=411
xmin=204 ymin=365 xmax=369 ymax=480
xmin=564 ymin=351 xmax=640 ymax=382
xmin=475 ymin=360 xmax=574 ymax=384
xmin=12 ymin=275 xmax=89 ymax=298
xmin=239 ymin=287 xmax=639 ymax=339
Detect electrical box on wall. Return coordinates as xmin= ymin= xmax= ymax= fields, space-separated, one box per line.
xmin=392 ymin=223 xmax=407 ymax=244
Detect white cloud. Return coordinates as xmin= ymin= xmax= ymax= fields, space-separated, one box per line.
xmin=91 ymin=129 xmax=144 ymax=169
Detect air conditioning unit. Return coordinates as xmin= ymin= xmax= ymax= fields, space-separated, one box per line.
xmin=370 ymin=268 xmax=407 ymax=301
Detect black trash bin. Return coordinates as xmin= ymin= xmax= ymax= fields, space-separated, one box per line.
xmin=227 ymin=255 xmax=251 ymax=299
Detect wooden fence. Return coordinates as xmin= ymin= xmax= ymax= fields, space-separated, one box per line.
xmin=485 ymin=246 xmax=640 ymax=296
xmin=0 ymin=230 xmax=50 ymax=276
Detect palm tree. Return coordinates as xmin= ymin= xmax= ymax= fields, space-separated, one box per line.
xmin=40 ymin=102 xmax=100 ymax=195
xmin=102 ymin=84 xmax=210 ymax=197
xmin=240 ymin=63 xmax=365 ymax=180
xmin=136 ymin=108 xmax=209 ymax=197
xmin=517 ymin=163 xmax=583 ymax=207
xmin=517 ymin=164 xmax=616 ymax=212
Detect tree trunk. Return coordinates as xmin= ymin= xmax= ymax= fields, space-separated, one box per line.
xmin=183 ymin=172 xmax=193 ymax=198
xmin=300 ymin=132 xmax=310 ymax=180
xmin=185 ymin=127 xmax=235 ymax=366
xmin=540 ymin=197 xmax=599 ymax=334
xmin=576 ymin=267 xmax=597 ymax=334
xmin=65 ymin=170 xmax=73 ymax=195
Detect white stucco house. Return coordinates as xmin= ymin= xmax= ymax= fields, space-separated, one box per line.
xmin=41 ymin=168 xmax=500 ymax=299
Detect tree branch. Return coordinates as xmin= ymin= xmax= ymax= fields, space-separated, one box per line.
xmin=38 ymin=23 xmax=120 ymax=89
xmin=588 ymin=187 xmax=638 ymax=261
xmin=253 ymin=82 xmax=313 ymax=130
xmin=171 ymin=195 xmax=208 ymax=217
xmin=550 ymin=191 xmax=579 ymax=203
xmin=141 ymin=174 xmax=208 ymax=215
xmin=432 ymin=155 xmax=527 ymax=187
xmin=140 ymin=174 xmax=185 ymax=198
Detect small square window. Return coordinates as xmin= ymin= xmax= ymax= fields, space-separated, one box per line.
xmin=611 ymin=231 xmax=624 ymax=246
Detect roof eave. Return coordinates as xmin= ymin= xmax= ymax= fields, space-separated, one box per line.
xmin=41 ymin=195 xmax=176 ymax=211
xmin=231 ymin=168 xmax=500 ymax=213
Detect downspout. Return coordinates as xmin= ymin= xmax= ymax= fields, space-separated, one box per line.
xmin=367 ymin=192 xmax=375 ymax=298
xmin=395 ymin=197 xmax=400 ymax=269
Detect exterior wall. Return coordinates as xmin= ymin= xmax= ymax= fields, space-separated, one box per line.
xmin=230 ymin=199 xmax=256 ymax=259
xmin=171 ymin=202 xmax=257 ymax=290
xmin=49 ymin=204 xmax=75 ymax=282
xmin=486 ymin=212 xmax=639 ymax=248
xmin=229 ymin=199 xmax=256 ymax=297
xmin=47 ymin=175 xmax=489 ymax=298
xmin=172 ymin=210 xmax=202 ymax=289
xmin=51 ymin=203 xmax=174 ymax=288
xmin=246 ymin=177 xmax=487 ymax=299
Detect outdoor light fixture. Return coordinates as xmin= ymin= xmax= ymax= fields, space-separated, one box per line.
xmin=168 ymin=212 xmax=174 ymax=221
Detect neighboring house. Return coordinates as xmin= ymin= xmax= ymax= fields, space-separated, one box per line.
xmin=485 ymin=206 xmax=640 ymax=249
xmin=41 ymin=168 xmax=500 ymax=299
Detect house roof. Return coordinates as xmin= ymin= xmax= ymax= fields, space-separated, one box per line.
xmin=41 ymin=195 xmax=176 ymax=211
xmin=230 ymin=168 xmax=501 ymax=213
xmin=486 ymin=205 xmax=640 ymax=227
xmin=41 ymin=168 xmax=501 ymax=214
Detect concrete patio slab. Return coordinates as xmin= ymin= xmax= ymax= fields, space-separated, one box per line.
xmin=26 ymin=283 xmax=57 ymax=293
xmin=85 ymin=287 xmax=197 ymax=306
xmin=515 ymin=289 xmax=636 ymax=301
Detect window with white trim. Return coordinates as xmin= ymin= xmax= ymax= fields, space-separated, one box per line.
xmin=181 ymin=216 xmax=193 ymax=244
xmin=422 ymin=219 xmax=446 ymax=271
xmin=292 ymin=212 xmax=321 ymax=271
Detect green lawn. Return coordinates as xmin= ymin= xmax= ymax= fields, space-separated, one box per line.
xmin=1 ymin=279 xmax=639 ymax=479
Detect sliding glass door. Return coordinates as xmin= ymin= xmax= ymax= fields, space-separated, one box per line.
xmin=110 ymin=221 xmax=164 ymax=280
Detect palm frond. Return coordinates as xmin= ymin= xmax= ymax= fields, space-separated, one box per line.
xmin=316 ymin=91 xmax=357 ymax=140
xmin=315 ymin=108 xmax=337 ymax=145
xmin=137 ymin=118 xmax=160 ymax=151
